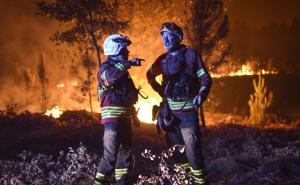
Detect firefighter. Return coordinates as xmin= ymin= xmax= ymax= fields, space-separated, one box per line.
xmin=146 ymin=22 xmax=212 ymax=185
xmin=93 ymin=34 xmax=142 ymax=185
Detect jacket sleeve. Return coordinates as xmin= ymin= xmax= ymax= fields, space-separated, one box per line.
xmin=192 ymin=50 xmax=212 ymax=101
xmin=146 ymin=54 xmax=166 ymax=97
xmin=98 ymin=61 xmax=131 ymax=87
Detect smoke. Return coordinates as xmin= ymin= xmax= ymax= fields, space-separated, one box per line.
xmin=0 ymin=0 xmax=97 ymax=112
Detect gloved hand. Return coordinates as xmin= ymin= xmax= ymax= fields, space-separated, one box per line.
xmin=193 ymin=95 xmax=202 ymax=108
xmin=129 ymin=58 xmax=144 ymax=66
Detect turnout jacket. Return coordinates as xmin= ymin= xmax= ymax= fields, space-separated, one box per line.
xmin=97 ymin=59 xmax=138 ymax=124
xmin=146 ymin=45 xmax=212 ymax=115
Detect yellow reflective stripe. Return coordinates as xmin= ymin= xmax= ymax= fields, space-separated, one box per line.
xmin=101 ymin=110 xmax=127 ymax=114
xmin=190 ymin=168 xmax=204 ymax=176
xmin=193 ymin=176 xmax=206 ymax=184
xmin=115 ymin=171 xmax=128 ymax=174
xmin=101 ymin=107 xmax=129 ymax=119
xmin=101 ymin=70 xmax=109 ymax=86
xmin=167 ymin=98 xmax=194 ymax=110
xmin=101 ymin=106 xmax=127 ymax=110
xmin=115 ymin=168 xmax=128 ymax=180
xmin=96 ymin=173 xmax=105 ymax=178
xmin=114 ymin=63 xmax=126 ymax=71
xmin=95 ymin=172 xmax=111 ymax=180
xmin=115 ymin=176 xmax=121 ymax=180
xmin=98 ymin=85 xmax=108 ymax=97
xmin=197 ymin=68 xmax=206 ymax=77
xmin=102 ymin=115 xmax=127 ymax=119
xmin=182 ymin=163 xmax=190 ymax=168
xmin=115 ymin=168 xmax=128 ymax=172
xmin=101 ymin=114 xmax=129 ymax=119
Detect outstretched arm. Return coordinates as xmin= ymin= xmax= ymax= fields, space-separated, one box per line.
xmin=98 ymin=61 xmax=131 ymax=87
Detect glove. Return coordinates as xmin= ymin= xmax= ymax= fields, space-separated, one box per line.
xmin=129 ymin=58 xmax=144 ymax=66
xmin=193 ymin=95 xmax=202 ymax=108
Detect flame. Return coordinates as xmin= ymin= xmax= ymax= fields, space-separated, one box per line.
xmin=135 ymin=98 xmax=160 ymax=124
xmin=211 ymin=64 xmax=278 ymax=78
xmin=71 ymin=81 xmax=78 ymax=86
xmin=56 ymin=83 xmax=65 ymax=88
xmin=45 ymin=106 xmax=63 ymax=118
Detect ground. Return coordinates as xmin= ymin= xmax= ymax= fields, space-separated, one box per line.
xmin=0 ymin=110 xmax=300 ymax=185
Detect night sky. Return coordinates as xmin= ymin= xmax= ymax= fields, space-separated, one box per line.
xmin=1 ymin=0 xmax=300 ymax=78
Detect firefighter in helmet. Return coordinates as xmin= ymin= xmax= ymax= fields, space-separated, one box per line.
xmin=93 ymin=34 xmax=142 ymax=185
xmin=147 ymin=22 xmax=212 ymax=185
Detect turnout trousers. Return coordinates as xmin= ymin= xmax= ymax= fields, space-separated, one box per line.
xmin=165 ymin=112 xmax=208 ymax=185
xmin=94 ymin=122 xmax=132 ymax=185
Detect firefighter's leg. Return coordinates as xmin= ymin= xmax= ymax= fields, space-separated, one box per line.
xmin=94 ymin=123 xmax=120 ymax=185
xmin=165 ymin=125 xmax=189 ymax=165
xmin=180 ymin=120 xmax=208 ymax=185
xmin=115 ymin=122 xmax=132 ymax=185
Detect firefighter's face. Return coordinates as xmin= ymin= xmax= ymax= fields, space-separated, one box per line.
xmin=118 ymin=47 xmax=129 ymax=61
xmin=162 ymin=32 xmax=180 ymax=51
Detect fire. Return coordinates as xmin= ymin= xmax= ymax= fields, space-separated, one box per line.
xmin=135 ymin=98 xmax=160 ymax=124
xmin=45 ymin=106 xmax=63 ymax=118
xmin=56 ymin=83 xmax=65 ymax=88
xmin=211 ymin=64 xmax=278 ymax=78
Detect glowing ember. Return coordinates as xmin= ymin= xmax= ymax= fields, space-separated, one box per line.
xmin=45 ymin=106 xmax=63 ymax=118
xmin=56 ymin=83 xmax=65 ymax=88
xmin=71 ymin=81 xmax=78 ymax=86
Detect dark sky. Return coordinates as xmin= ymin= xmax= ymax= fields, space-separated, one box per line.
xmin=1 ymin=0 xmax=300 ymax=78
xmin=227 ymin=0 xmax=300 ymax=29
xmin=225 ymin=0 xmax=300 ymax=72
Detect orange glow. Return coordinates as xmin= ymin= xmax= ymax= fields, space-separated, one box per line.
xmin=56 ymin=83 xmax=65 ymax=88
xmin=45 ymin=106 xmax=63 ymax=118
xmin=135 ymin=97 xmax=161 ymax=124
xmin=211 ymin=64 xmax=278 ymax=78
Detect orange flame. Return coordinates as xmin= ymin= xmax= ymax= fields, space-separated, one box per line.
xmin=211 ymin=64 xmax=278 ymax=78
xmin=45 ymin=106 xmax=63 ymax=118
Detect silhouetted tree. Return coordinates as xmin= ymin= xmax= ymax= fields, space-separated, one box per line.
xmin=36 ymin=0 xmax=128 ymax=67
xmin=15 ymin=65 xmax=36 ymax=108
xmin=80 ymin=48 xmax=96 ymax=117
xmin=186 ymin=0 xmax=230 ymax=69
xmin=37 ymin=53 xmax=49 ymax=112
xmin=185 ymin=0 xmax=230 ymax=128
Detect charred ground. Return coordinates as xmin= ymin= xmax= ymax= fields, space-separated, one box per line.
xmin=0 ymin=111 xmax=300 ymax=185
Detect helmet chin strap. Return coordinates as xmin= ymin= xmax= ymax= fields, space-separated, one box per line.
xmin=168 ymin=44 xmax=181 ymax=55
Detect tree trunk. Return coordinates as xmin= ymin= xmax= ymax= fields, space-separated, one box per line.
xmin=197 ymin=0 xmax=207 ymax=130
xmin=88 ymin=78 xmax=93 ymax=119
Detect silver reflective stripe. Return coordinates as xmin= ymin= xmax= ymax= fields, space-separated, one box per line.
xmin=101 ymin=106 xmax=128 ymax=119
xmin=197 ymin=68 xmax=206 ymax=77
xmin=115 ymin=168 xmax=128 ymax=180
xmin=199 ymin=86 xmax=206 ymax=93
xmin=167 ymin=98 xmax=194 ymax=111
xmin=101 ymin=70 xmax=109 ymax=86
xmin=115 ymin=63 xmax=126 ymax=71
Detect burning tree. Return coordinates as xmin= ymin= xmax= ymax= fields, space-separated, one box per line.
xmin=35 ymin=0 xmax=129 ymax=67
xmin=185 ymin=0 xmax=230 ymax=68
xmin=37 ymin=53 xmax=49 ymax=113
xmin=184 ymin=0 xmax=230 ymax=128
xmin=15 ymin=65 xmax=36 ymax=110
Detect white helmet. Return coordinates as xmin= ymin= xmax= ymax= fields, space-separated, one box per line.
xmin=103 ymin=34 xmax=131 ymax=56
